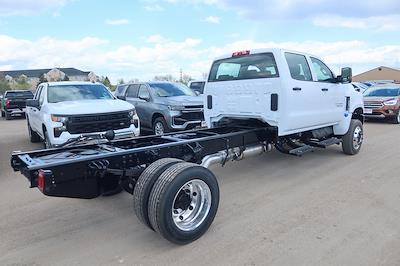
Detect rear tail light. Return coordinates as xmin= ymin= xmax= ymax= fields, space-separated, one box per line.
xmin=5 ymin=99 xmax=10 ymax=108
xmin=37 ymin=169 xmax=45 ymax=192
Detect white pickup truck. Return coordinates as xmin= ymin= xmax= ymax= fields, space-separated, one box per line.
xmin=205 ymin=48 xmax=364 ymax=155
xmin=26 ymin=81 xmax=140 ymax=148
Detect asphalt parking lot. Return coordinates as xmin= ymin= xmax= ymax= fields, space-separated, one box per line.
xmin=0 ymin=118 xmax=399 ymax=266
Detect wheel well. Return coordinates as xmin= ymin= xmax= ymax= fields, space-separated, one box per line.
xmin=152 ymin=113 xmax=164 ymax=125
xmin=352 ymin=108 xmax=364 ymax=124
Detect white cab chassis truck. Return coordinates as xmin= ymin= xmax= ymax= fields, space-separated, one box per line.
xmin=11 ymin=49 xmax=364 ymax=245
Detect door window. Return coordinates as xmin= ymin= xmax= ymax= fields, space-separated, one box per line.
xmin=138 ymin=85 xmax=150 ymax=100
xmin=285 ymin=53 xmax=312 ymax=81
xmin=34 ymin=86 xmax=42 ymax=100
xmin=39 ymin=87 xmax=46 ymax=106
xmin=126 ymin=84 xmax=139 ymax=98
xmin=311 ymin=57 xmax=334 ymax=82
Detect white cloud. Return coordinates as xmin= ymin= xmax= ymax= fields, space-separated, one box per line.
xmin=144 ymin=4 xmax=164 ymax=12
xmin=1 ymin=34 xmax=400 ymax=82
xmin=105 ymin=19 xmax=130 ymax=25
xmin=212 ymin=0 xmax=400 ymax=19
xmin=0 ymin=0 xmax=68 ymax=16
xmin=203 ymin=16 xmax=220 ymax=24
xmin=146 ymin=34 xmax=167 ymax=43
xmin=312 ymin=15 xmax=400 ymax=31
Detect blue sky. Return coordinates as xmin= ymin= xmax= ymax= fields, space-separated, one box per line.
xmin=1 ymin=0 xmax=400 ymax=82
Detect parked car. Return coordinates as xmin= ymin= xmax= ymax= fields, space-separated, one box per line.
xmin=26 ymin=81 xmax=140 ymax=148
xmin=0 ymin=90 xmax=34 ymax=120
xmin=115 ymin=82 xmax=205 ymax=135
xmin=188 ymin=80 xmax=205 ymax=95
xmin=352 ymin=82 xmax=369 ymax=93
xmin=363 ymin=84 xmax=400 ymax=124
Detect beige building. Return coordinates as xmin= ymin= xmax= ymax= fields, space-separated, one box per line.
xmin=353 ymin=66 xmax=400 ymax=82
xmin=0 ymin=67 xmax=98 ymax=90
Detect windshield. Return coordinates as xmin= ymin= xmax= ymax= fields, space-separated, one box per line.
xmin=47 ymin=84 xmax=114 ymax=103
xmin=363 ymin=87 xmax=400 ymax=97
xmin=208 ymin=53 xmax=279 ymax=82
xmin=149 ymin=83 xmax=196 ymax=97
xmin=5 ymin=91 xmax=34 ymax=98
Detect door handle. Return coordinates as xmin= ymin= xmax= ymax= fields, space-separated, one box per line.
xmin=292 ymin=87 xmax=302 ymax=91
xmin=321 ymin=88 xmax=329 ymax=92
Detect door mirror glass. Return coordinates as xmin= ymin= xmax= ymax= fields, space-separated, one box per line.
xmin=340 ymin=67 xmax=352 ymax=83
xmin=117 ymin=95 xmax=126 ymax=101
xmin=26 ymin=99 xmax=40 ymax=109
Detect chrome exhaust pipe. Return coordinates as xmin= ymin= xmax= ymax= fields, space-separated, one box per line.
xmin=201 ymin=143 xmax=271 ymax=168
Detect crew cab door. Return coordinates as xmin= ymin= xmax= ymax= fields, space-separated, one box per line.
xmin=282 ymin=52 xmax=329 ymax=133
xmin=204 ymin=52 xmax=280 ymax=126
xmin=309 ymin=57 xmax=344 ymax=124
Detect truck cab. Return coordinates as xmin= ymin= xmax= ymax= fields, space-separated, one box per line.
xmin=204 ymin=48 xmax=364 ymax=138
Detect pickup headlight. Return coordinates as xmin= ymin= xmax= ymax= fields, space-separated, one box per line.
xmin=51 ymin=115 xmax=68 ymax=123
xmin=168 ymin=105 xmax=184 ymax=111
xmin=128 ymin=109 xmax=136 ymax=117
xmin=383 ymin=99 xmax=398 ymax=106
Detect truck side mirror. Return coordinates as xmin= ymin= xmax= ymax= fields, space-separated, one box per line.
xmin=339 ymin=67 xmax=352 ymax=83
xmin=117 ymin=95 xmax=126 ymax=101
xmin=139 ymin=94 xmax=150 ymax=101
xmin=26 ymin=99 xmax=40 ymax=109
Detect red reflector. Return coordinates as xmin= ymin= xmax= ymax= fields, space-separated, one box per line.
xmin=5 ymin=99 xmax=10 ymax=108
xmin=37 ymin=169 xmax=45 ymax=192
xmin=232 ymin=50 xmax=250 ymax=57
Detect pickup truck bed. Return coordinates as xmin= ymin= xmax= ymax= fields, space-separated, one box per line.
xmin=1 ymin=90 xmax=34 ymax=119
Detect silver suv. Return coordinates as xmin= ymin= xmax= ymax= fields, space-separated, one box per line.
xmin=115 ymin=82 xmax=205 ymax=135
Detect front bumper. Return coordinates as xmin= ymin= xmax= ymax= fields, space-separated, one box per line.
xmin=364 ymin=107 xmax=399 ymax=119
xmin=50 ymin=124 xmax=140 ymax=146
xmin=6 ymin=108 xmax=26 ymax=116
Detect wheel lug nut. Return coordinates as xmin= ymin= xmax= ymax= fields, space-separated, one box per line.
xmin=179 ymin=216 xmax=183 ymax=220
xmin=189 ymin=206 xmax=193 ymax=210
xmin=173 ymin=210 xmax=178 ymax=214
xmin=192 ymin=192 xmax=197 ymax=196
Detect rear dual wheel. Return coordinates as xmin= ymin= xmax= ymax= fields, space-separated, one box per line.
xmin=134 ymin=159 xmax=219 ymax=244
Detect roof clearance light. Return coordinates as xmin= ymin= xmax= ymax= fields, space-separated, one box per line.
xmin=232 ymin=50 xmax=250 ymax=57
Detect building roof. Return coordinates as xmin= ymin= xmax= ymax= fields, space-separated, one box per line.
xmin=354 ymin=66 xmax=400 ymax=77
xmin=0 ymin=68 xmax=90 ymax=78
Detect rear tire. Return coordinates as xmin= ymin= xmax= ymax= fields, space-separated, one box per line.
xmin=134 ymin=158 xmax=183 ymax=230
xmin=5 ymin=112 xmax=11 ymax=120
xmin=27 ymin=119 xmax=40 ymax=143
xmin=148 ymin=162 xmax=219 ymax=245
xmin=342 ymin=119 xmax=363 ymax=155
xmin=0 ymin=110 xmax=4 ymax=117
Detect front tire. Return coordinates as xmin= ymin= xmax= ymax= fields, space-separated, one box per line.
xmin=152 ymin=117 xmax=168 ymax=136
xmin=392 ymin=111 xmax=400 ymax=124
xmin=148 ymin=162 xmax=219 ymax=245
xmin=43 ymin=128 xmax=52 ymax=149
xmin=27 ymin=119 xmax=40 ymax=143
xmin=342 ymin=119 xmax=363 ymax=155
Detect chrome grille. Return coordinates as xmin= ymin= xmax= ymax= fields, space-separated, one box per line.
xmin=364 ymin=102 xmax=383 ymax=109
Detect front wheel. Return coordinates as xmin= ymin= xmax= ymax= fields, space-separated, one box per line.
xmin=152 ymin=117 xmax=169 ymax=136
xmin=342 ymin=119 xmax=363 ymax=155
xmin=148 ymin=162 xmax=219 ymax=244
xmin=5 ymin=112 xmax=11 ymax=120
xmin=43 ymin=129 xmax=53 ymax=149
xmin=392 ymin=111 xmax=400 ymax=124
xmin=27 ymin=119 xmax=41 ymax=143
